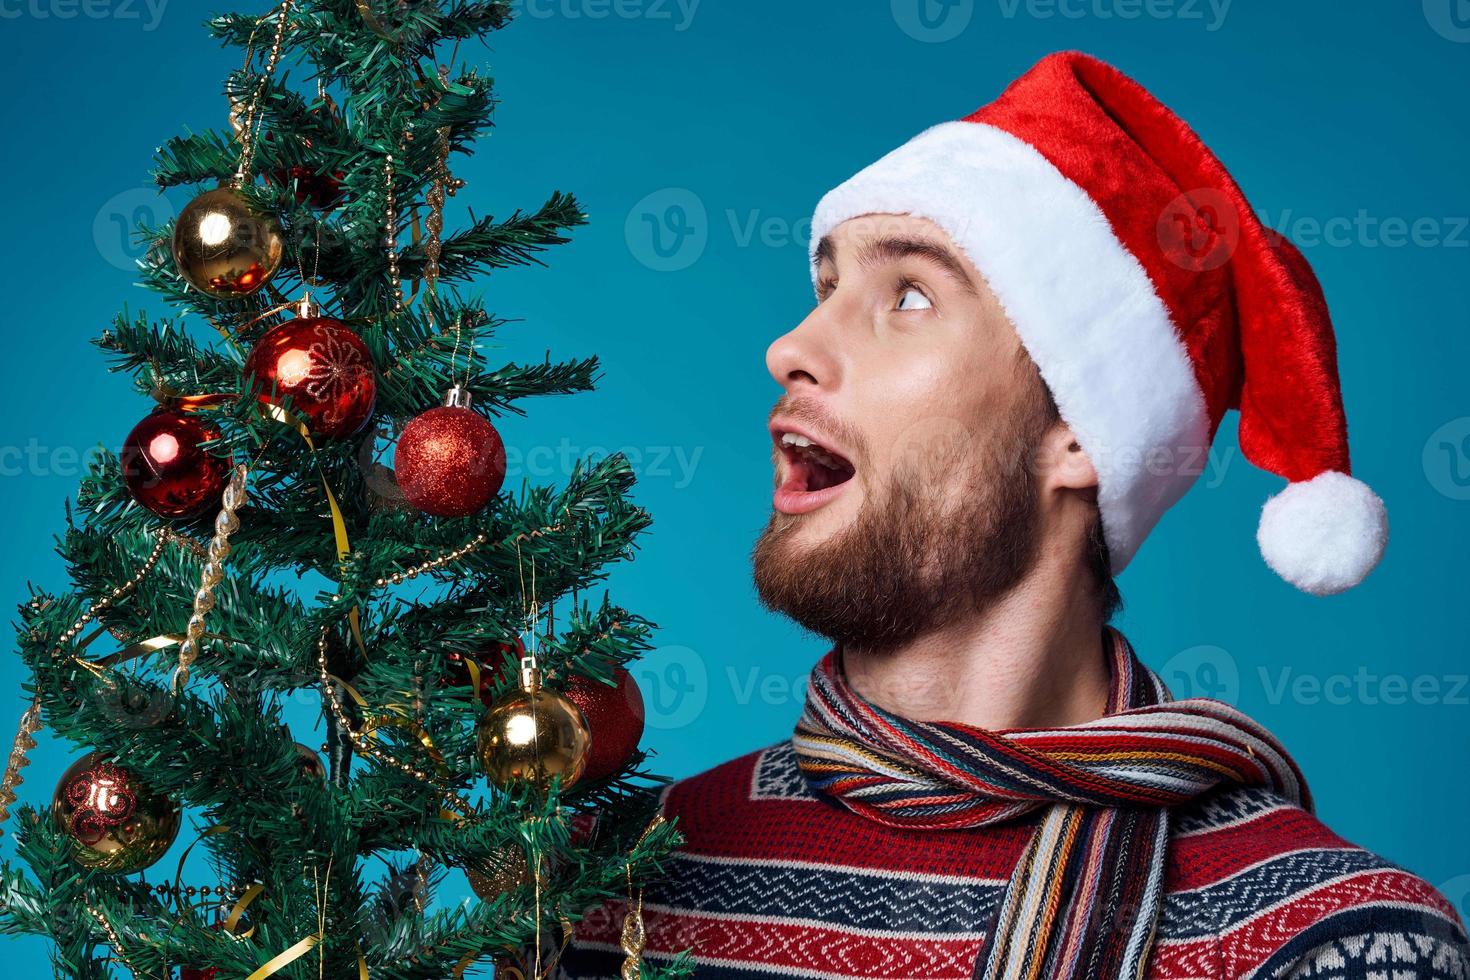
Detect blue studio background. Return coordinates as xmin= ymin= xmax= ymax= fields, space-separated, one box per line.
xmin=2 ymin=0 xmax=1469 ymax=970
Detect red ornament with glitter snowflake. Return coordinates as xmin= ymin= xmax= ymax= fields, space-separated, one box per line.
xmin=244 ymin=309 xmax=377 ymax=440
xmin=394 ymin=387 xmax=506 ymax=517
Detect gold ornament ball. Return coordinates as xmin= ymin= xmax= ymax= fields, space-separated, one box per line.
xmin=171 ymin=187 xmax=284 ymax=298
xmin=467 ymin=846 xmax=532 ymax=900
xmin=52 ymin=752 xmax=180 ymax=873
xmin=294 ymin=743 xmax=326 ymax=781
xmin=477 ymin=676 xmax=590 ymax=793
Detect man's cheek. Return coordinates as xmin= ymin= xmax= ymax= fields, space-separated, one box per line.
xmin=887 ymin=413 xmax=977 ymax=493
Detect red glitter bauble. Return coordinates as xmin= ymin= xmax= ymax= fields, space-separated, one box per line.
xmin=179 ymin=923 xmax=228 ymax=979
xmin=121 ymin=409 xmax=229 ymax=519
xmin=267 ymin=164 xmax=346 ymax=210
xmin=444 ymin=636 xmax=525 ymax=706
xmin=563 ymin=667 xmax=645 ymax=784
xmin=394 ymin=405 xmax=506 ymax=517
xmin=244 ymin=317 xmax=377 ymax=440
xmin=263 ymin=121 xmax=346 ymax=210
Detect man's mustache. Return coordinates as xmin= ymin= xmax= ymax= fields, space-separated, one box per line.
xmin=768 ymin=396 xmax=868 ymax=464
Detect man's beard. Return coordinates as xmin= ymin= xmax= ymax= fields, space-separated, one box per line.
xmin=751 ymin=409 xmax=1047 ymax=651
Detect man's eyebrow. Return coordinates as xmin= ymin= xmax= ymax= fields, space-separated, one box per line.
xmin=813 ymin=235 xmax=837 ymax=270
xmin=855 ymin=235 xmax=979 ymax=295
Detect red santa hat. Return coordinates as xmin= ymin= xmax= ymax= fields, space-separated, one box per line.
xmin=809 ymin=51 xmax=1387 ymax=596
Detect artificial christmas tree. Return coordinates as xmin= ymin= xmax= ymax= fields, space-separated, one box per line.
xmin=0 ymin=3 xmax=686 ymax=978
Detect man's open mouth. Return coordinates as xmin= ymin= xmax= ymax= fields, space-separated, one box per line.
xmin=772 ymin=428 xmax=856 ymax=515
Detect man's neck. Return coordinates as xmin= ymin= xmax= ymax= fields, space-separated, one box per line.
xmin=840 ymin=546 xmax=1111 ymax=731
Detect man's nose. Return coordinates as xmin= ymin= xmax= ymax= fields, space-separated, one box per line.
xmin=766 ymin=307 xmax=841 ymax=393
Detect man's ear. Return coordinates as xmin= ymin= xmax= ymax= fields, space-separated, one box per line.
xmin=1038 ymin=421 xmax=1098 ymax=493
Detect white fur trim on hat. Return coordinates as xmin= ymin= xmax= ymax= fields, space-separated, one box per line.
xmin=1257 ymin=470 xmax=1387 ymax=596
xmin=810 ymin=121 xmax=1210 ymax=572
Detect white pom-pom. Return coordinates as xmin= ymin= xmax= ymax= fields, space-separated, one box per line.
xmin=1257 ymin=470 xmax=1388 ymax=596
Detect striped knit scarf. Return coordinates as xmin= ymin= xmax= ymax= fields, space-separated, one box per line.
xmin=793 ymin=628 xmax=1310 ymax=980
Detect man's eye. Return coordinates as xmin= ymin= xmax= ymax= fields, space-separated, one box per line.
xmin=897 ymin=287 xmax=932 ymax=312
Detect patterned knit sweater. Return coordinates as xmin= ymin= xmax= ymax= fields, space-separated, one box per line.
xmin=560 ymin=740 xmax=1470 ymax=980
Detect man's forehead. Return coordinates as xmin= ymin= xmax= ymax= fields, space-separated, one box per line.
xmin=818 ymin=213 xmax=959 ymax=258
xmin=815 ymin=213 xmax=982 ymax=296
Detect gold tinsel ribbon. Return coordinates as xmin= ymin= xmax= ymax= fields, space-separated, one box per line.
xmin=242 ymin=932 xmax=370 ymax=979
xmin=78 ymin=631 xmax=240 ymax=674
xmin=170 ymin=826 xmax=372 ymax=979
xmin=354 ymin=0 xmax=401 ymax=42
xmin=329 ymin=673 xmax=447 ymax=775
xmin=246 ymin=933 xmax=321 ymax=980
xmin=260 ymin=403 xmax=368 ymax=663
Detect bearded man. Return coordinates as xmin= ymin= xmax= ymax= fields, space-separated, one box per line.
xmin=561 ymin=52 xmax=1469 ymax=980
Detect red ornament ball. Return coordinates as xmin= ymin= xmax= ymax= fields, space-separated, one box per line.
xmin=179 ymin=922 xmax=233 ymax=979
xmin=445 ymin=636 xmax=525 ymax=706
xmin=244 ymin=317 xmax=377 ymax=440
xmin=121 ymin=409 xmax=229 ymax=519
xmin=394 ymin=404 xmax=506 ymax=517
xmin=268 ymin=164 xmax=346 ymax=210
xmin=262 ymin=117 xmax=346 ymax=210
xmin=563 ymin=667 xmax=645 ymax=784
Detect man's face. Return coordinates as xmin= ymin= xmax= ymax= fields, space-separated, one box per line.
xmin=752 ymin=214 xmax=1061 ymax=648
